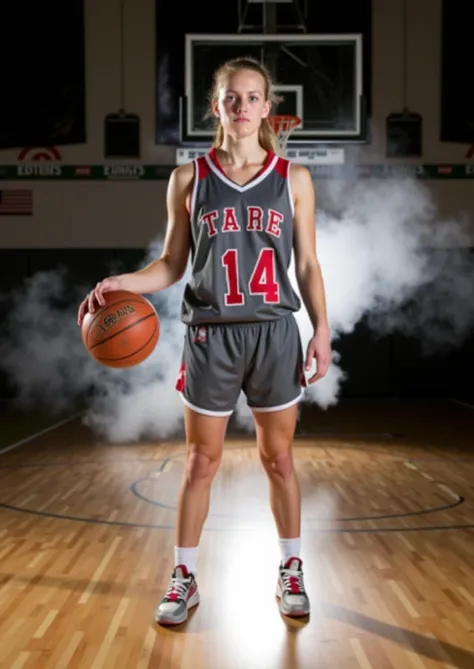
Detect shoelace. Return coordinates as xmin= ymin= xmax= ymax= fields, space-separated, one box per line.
xmin=166 ymin=578 xmax=190 ymax=600
xmin=281 ymin=569 xmax=304 ymax=594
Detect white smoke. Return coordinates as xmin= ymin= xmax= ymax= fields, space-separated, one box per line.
xmin=288 ymin=176 xmax=474 ymax=410
xmin=0 ymin=175 xmax=473 ymax=442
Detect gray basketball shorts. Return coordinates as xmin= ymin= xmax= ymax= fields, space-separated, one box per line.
xmin=175 ymin=313 xmax=307 ymax=416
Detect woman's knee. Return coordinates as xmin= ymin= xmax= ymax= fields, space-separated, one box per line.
xmin=185 ymin=448 xmax=222 ymax=486
xmin=259 ymin=447 xmax=294 ymax=481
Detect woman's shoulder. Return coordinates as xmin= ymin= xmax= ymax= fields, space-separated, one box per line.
xmin=287 ymin=161 xmax=314 ymax=190
xmin=172 ymin=160 xmax=195 ymax=180
xmin=168 ymin=160 xmax=196 ymax=192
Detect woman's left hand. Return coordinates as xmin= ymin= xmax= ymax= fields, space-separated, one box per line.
xmin=304 ymin=326 xmax=331 ymax=384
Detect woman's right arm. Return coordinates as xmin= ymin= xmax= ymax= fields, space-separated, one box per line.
xmin=77 ymin=162 xmax=194 ymax=325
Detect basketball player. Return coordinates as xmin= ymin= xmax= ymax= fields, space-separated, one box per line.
xmin=77 ymin=57 xmax=331 ymax=625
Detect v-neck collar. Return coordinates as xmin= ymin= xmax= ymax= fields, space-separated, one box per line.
xmin=204 ymin=147 xmax=278 ymax=192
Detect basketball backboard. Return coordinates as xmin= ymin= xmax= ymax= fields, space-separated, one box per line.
xmin=179 ymin=33 xmax=364 ymax=148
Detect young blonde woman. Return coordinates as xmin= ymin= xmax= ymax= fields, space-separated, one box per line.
xmin=77 ymin=57 xmax=331 ymax=625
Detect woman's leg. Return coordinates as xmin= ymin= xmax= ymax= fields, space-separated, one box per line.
xmin=175 ymin=406 xmax=229 ymax=547
xmin=253 ymin=403 xmax=310 ymax=618
xmin=252 ymin=404 xmax=300 ymax=541
xmin=155 ymin=406 xmax=229 ymax=626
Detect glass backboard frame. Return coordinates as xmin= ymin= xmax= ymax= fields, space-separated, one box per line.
xmin=182 ymin=32 xmax=364 ymax=144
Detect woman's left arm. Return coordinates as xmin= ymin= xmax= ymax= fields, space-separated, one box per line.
xmin=291 ymin=163 xmax=331 ymax=383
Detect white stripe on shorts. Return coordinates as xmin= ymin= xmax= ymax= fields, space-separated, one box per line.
xmin=179 ymin=393 xmax=234 ymax=417
xmin=249 ymin=389 xmax=304 ymax=413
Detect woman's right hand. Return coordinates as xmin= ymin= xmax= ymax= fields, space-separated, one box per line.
xmin=77 ymin=275 xmax=124 ymax=326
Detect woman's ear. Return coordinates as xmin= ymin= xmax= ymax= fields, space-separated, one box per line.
xmin=262 ymin=100 xmax=271 ymax=119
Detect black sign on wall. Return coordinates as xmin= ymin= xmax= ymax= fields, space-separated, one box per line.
xmin=440 ymin=0 xmax=474 ymax=144
xmin=0 ymin=2 xmax=86 ymax=150
xmin=386 ymin=110 xmax=422 ymax=157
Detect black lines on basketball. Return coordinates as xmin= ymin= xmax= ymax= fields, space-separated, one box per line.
xmin=89 ymin=313 xmax=156 ymax=350
xmin=84 ymin=298 xmax=149 ymax=347
xmin=97 ymin=325 xmax=159 ymax=362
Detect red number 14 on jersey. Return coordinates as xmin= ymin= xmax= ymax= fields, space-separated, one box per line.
xmin=222 ymin=248 xmax=280 ymax=305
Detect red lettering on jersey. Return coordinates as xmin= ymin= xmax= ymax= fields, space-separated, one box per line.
xmin=201 ymin=210 xmax=218 ymax=237
xmin=266 ymin=209 xmax=283 ymax=238
xmin=247 ymin=206 xmax=264 ymax=231
xmin=248 ymin=248 xmax=279 ymax=302
xmin=222 ymin=249 xmax=245 ymax=305
xmin=222 ymin=207 xmax=240 ymax=232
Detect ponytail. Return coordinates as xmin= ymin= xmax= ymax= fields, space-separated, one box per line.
xmin=212 ymin=122 xmax=224 ymax=149
xmin=258 ymin=118 xmax=280 ymax=155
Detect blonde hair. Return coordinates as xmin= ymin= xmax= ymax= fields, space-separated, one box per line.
xmin=206 ymin=57 xmax=282 ymax=154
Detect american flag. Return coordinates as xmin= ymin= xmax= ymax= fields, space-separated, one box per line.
xmin=0 ymin=189 xmax=33 ymax=215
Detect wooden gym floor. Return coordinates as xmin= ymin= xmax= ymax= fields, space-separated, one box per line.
xmin=0 ymin=398 xmax=473 ymax=669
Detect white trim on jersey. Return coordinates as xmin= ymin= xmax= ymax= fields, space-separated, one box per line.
xmin=286 ymin=161 xmax=295 ymax=217
xmin=189 ymin=159 xmax=200 ymax=220
xmin=204 ymin=152 xmax=279 ymax=193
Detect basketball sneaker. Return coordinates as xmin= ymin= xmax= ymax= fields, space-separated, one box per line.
xmin=154 ymin=565 xmax=200 ymax=626
xmin=276 ymin=557 xmax=310 ymax=617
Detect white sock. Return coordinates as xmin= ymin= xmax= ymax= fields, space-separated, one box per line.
xmin=279 ymin=537 xmax=301 ymax=564
xmin=174 ymin=546 xmax=199 ymax=575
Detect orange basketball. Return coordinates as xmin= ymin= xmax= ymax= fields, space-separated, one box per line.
xmin=81 ymin=290 xmax=160 ymax=368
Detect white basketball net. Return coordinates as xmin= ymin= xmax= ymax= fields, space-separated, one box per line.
xmin=269 ymin=115 xmax=301 ymax=154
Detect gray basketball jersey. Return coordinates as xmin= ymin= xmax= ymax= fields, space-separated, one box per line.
xmin=180 ymin=148 xmax=301 ymax=325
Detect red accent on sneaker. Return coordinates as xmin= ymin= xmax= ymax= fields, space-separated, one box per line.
xmin=166 ymin=565 xmax=191 ymax=601
xmin=174 ymin=564 xmax=190 ymax=576
xmin=282 ymin=557 xmax=303 ymax=570
xmin=281 ymin=558 xmax=304 ymax=593
xmin=289 ymin=576 xmax=301 ymax=593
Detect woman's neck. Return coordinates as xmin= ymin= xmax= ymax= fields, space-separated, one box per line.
xmin=217 ymin=134 xmax=268 ymax=167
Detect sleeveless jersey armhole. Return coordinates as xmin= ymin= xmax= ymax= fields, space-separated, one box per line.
xmin=189 ymin=158 xmax=200 ymax=221
xmin=286 ymin=160 xmax=295 ymax=217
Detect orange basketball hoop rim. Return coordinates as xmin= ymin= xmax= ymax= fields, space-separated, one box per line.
xmin=268 ymin=114 xmax=302 ymax=154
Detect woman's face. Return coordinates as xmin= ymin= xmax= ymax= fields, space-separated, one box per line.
xmin=214 ymin=69 xmax=271 ymax=139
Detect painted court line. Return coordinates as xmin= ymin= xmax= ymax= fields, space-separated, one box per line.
xmin=448 ymin=398 xmax=474 ymax=411
xmin=404 ymin=461 xmax=462 ymax=504
xmin=0 ymin=412 xmax=83 ymax=455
